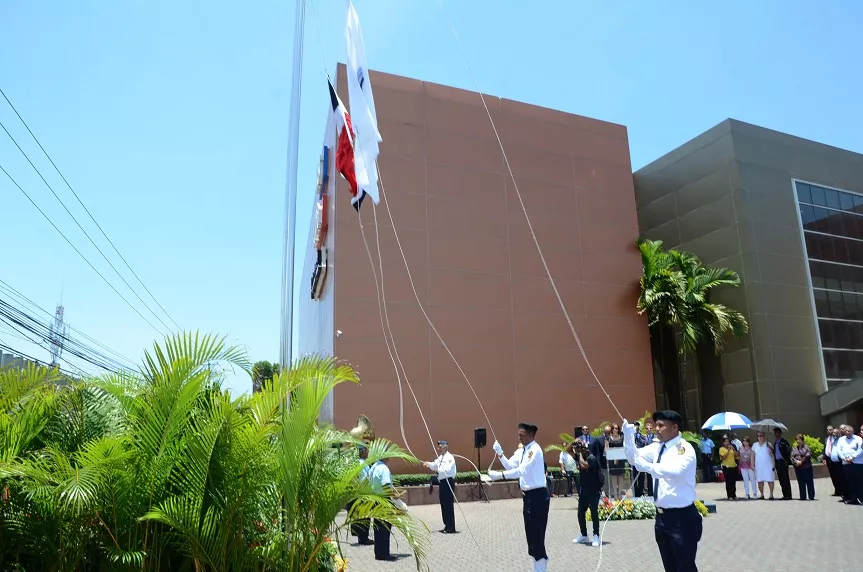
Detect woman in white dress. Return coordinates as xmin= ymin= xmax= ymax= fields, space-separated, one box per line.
xmin=752 ymin=431 xmax=776 ymax=499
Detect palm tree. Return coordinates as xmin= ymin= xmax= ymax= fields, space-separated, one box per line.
xmin=636 ymin=239 xmax=749 ymax=424
xmin=0 ymin=332 xmax=430 ymax=571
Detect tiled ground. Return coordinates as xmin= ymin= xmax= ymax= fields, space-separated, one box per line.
xmin=337 ymin=479 xmax=863 ymax=571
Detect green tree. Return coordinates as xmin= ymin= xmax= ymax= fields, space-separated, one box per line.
xmin=0 ymin=333 xmax=429 ymax=571
xmin=252 ymin=360 xmax=277 ymax=393
xmin=636 ymin=239 xmax=749 ymax=426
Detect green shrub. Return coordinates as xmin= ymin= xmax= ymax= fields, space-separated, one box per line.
xmin=801 ymin=434 xmax=824 ymax=461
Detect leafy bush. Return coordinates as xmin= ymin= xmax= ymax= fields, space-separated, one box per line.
xmin=0 ymin=333 xmax=430 ymax=571
xmin=801 ymin=434 xmax=825 ymax=461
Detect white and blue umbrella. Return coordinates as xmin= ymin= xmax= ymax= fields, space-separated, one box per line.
xmin=701 ymin=412 xmax=753 ymax=431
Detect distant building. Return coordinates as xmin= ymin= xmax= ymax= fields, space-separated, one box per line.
xmin=635 ymin=119 xmax=863 ymax=434
xmin=299 ymin=64 xmax=654 ymax=458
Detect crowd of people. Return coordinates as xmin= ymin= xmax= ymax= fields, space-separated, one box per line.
xmin=698 ymin=423 xmax=863 ymax=504
xmin=350 ymin=418 xmax=863 ymax=570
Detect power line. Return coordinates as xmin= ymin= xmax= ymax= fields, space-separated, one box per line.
xmin=0 ymin=279 xmax=137 ymax=369
xmin=0 ymin=88 xmax=181 ymax=331
xmin=0 ymin=281 xmax=137 ymax=371
xmin=0 ymin=300 xmax=128 ymax=373
xmin=0 ymin=120 xmax=174 ymax=334
xmin=0 ymin=162 xmax=166 ymax=336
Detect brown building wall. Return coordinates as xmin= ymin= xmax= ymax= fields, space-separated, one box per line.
xmin=329 ymin=65 xmax=653 ymax=468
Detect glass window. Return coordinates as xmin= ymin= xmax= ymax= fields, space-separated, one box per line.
xmin=840 ymin=191 xmax=856 ymax=212
xmin=826 ymin=189 xmax=842 ymax=210
xmin=799 ymin=204 xmax=815 ymax=226
xmin=854 ymin=194 xmax=863 ymax=214
xmin=823 ymin=351 xmax=838 ymax=378
xmin=828 ymin=211 xmax=846 ymax=236
xmin=828 ymin=290 xmax=844 ymax=318
xmin=809 ymin=261 xmax=826 ymax=288
xmin=796 ymin=182 xmax=812 ymax=204
xmin=810 ymin=185 xmax=827 ymax=206
xmin=813 ymin=289 xmax=828 ymax=316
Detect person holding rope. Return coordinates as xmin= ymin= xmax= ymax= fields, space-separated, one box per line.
xmin=422 ymin=439 xmax=457 ymax=533
xmin=622 ymin=411 xmax=701 ymax=572
xmin=487 ymin=423 xmax=549 ymax=572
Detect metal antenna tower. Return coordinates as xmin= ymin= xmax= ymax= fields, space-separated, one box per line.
xmin=49 ymin=290 xmax=67 ymax=366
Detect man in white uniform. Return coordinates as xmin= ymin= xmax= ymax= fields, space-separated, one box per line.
xmin=488 ymin=423 xmax=549 ymax=572
xmin=623 ymin=410 xmax=701 ymax=572
xmin=423 ymin=439 xmax=457 ymax=533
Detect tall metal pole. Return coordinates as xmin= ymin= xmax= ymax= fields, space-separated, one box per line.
xmin=279 ymin=0 xmax=307 ymax=374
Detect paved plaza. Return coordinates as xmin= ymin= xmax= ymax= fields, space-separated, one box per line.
xmin=338 ymin=479 xmax=862 ymax=571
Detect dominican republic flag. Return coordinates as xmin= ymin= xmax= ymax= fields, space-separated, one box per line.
xmin=327 ymin=79 xmax=376 ymax=211
xmin=345 ymin=0 xmax=381 ymax=205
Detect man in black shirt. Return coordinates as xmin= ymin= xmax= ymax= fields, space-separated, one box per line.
xmin=572 ymin=440 xmax=602 ymax=547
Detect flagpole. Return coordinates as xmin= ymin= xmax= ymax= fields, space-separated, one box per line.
xmin=279 ymin=0 xmax=307 ymax=376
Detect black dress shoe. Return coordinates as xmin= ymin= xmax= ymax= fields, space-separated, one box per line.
xmin=358 ymin=539 xmax=375 ymax=546
xmin=443 ymin=529 xmax=458 ymax=534
xmin=375 ymin=555 xmax=398 ymax=561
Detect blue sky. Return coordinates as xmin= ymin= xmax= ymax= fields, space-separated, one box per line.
xmin=0 ymin=0 xmax=860 ymax=394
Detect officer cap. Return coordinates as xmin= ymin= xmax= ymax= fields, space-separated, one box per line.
xmin=518 ymin=422 xmax=538 ymax=435
xmin=651 ymin=410 xmax=683 ymax=428
xmin=437 ymin=440 xmax=448 ymax=446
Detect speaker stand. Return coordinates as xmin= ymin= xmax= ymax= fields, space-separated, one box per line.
xmin=466 ymin=446 xmax=490 ymax=503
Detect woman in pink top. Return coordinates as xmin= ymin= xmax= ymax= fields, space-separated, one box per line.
xmin=738 ymin=437 xmax=756 ymax=500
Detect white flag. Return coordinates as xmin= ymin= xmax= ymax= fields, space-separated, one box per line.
xmin=345 ymin=0 xmax=381 ymax=205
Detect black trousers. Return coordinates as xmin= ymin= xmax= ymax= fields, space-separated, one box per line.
xmin=655 ymin=504 xmax=702 ymax=572
xmin=563 ymin=473 xmax=575 ymax=496
xmin=842 ymin=463 xmax=863 ymax=503
xmin=373 ymin=519 xmax=392 ymax=559
xmin=721 ymin=466 xmax=737 ymax=499
xmin=522 ymin=488 xmax=549 ymax=561
xmin=346 ymin=500 xmax=370 ymax=542
xmin=795 ymin=465 xmax=815 ymax=500
xmin=826 ymin=459 xmax=843 ymax=495
xmin=439 ymin=477 xmax=456 ymax=531
xmin=700 ymin=454 xmax=713 ymax=482
xmin=634 ymin=468 xmax=644 ymax=497
xmin=775 ymin=459 xmax=792 ymax=499
xmin=577 ymin=491 xmax=600 ymax=537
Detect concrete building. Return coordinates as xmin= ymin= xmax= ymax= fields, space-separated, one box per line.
xmin=635 ymin=119 xmax=863 ymax=435
xmin=300 ymin=64 xmax=654 ymax=462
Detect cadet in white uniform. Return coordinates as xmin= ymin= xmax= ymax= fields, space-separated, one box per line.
xmin=488 ymin=423 xmax=550 ymax=572
xmin=423 ymin=439 xmax=457 ymax=533
xmin=623 ymin=410 xmax=701 ymax=572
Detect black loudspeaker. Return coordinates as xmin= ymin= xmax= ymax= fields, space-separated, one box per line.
xmin=474 ymin=427 xmax=487 ymax=449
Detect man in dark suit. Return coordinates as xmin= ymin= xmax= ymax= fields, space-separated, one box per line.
xmin=773 ymin=428 xmax=793 ymax=500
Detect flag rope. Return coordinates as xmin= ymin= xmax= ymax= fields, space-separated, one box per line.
xmin=320 ymin=0 xmax=492 ymax=559
xmin=433 ymin=2 xmax=647 ymax=569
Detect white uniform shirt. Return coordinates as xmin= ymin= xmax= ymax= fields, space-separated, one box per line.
xmin=428 ymin=451 xmax=457 ymax=480
xmin=835 ymin=435 xmax=863 ymax=465
xmin=624 ymin=432 xmax=697 ymax=509
xmin=559 ymin=451 xmax=578 ymax=472
xmin=499 ymin=441 xmax=546 ymax=491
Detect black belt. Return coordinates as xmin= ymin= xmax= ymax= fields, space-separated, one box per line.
xmin=655 ymin=504 xmax=695 ymax=514
xmin=522 ymin=487 xmax=546 ymax=496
